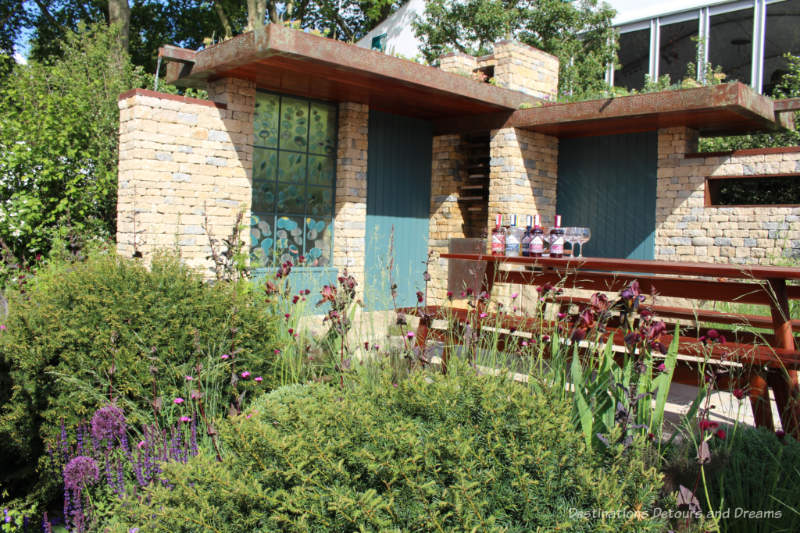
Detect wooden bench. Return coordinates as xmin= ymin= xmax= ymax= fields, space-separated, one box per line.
xmin=411 ymin=254 xmax=800 ymax=437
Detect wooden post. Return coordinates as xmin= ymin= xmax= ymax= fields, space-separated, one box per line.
xmin=767 ymin=278 xmax=799 ymax=437
xmin=748 ymin=371 xmax=775 ymax=430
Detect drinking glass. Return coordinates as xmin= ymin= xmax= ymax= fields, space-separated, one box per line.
xmin=563 ymin=227 xmax=579 ymax=257
xmin=576 ymin=227 xmax=591 ymax=257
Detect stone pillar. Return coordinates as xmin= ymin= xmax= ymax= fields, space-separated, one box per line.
xmin=493 ymin=40 xmax=559 ymax=101
xmin=333 ymin=102 xmax=369 ymax=288
xmin=116 ymin=80 xmax=255 ymax=277
xmin=655 ymin=126 xmax=701 ymax=262
xmin=427 ymin=134 xmax=468 ymax=305
xmin=488 ymin=127 xmax=558 ymax=233
xmin=486 ymin=127 xmax=558 ymax=308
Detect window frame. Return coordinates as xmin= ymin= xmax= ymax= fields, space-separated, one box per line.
xmin=705 ymin=173 xmax=800 ymax=207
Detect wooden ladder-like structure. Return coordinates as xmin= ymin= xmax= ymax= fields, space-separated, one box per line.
xmin=458 ymin=133 xmax=490 ymax=238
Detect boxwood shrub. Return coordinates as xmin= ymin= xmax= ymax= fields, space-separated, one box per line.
xmin=0 ymin=251 xmax=280 ymax=503
xmin=114 ymin=365 xmax=666 ymax=532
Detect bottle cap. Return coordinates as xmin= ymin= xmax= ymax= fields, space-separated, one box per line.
xmin=554 ymin=214 xmax=562 ymax=228
xmin=534 ymin=214 xmax=541 ymax=227
xmin=495 ymin=213 xmax=503 ymax=227
xmin=525 ymin=215 xmax=533 ymax=227
xmin=507 ymin=214 xmax=517 ymax=227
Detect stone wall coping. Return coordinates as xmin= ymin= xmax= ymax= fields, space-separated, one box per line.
xmin=117 ymin=88 xmax=227 ymax=110
xmin=685 ymin=145 xmax=800 ymax=159
xmin=439 ymin=51 xmax=477 ymax=59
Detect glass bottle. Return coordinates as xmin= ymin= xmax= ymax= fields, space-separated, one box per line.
xmin=491 ymin=214 xmax=506 ymax=256
xmin=521 ymin=215 xmax=533 ymax=257
xmin=531 ymin=214 xmax=545 ymax=257
xmin=549 ymin=214 xmax=565 ymax=258
xmin=505 ymin=214 xmax=521 ymax=257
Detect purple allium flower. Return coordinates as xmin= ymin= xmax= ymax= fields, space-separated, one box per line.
xmin=173 ymin=397 xmax=185 ymax=405
xmin=91 ymin=405 xmax=126 ymax=442
xmin=240 ymin=371 xmax=251 ymax=379
xmin=63 ymin=456 xmax=99 ymax=491
xmin=254 ymin=376 xmax=263 ymax=383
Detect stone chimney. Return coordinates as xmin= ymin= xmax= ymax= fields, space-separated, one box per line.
xmin=438 ymin=41 xmax=560 ymax=101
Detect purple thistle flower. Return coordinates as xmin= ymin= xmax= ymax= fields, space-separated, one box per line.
xmin=221 ymin=354 xmax=230 ymax=360
xmin=173 ymin=397 xmax=185 ymax=405
xmin=63 ymin=456 xmax=99 ymax=491
xmin=91 ymin=405 xmax=126 ymax=443
xmin=240 ymin=371 xmax=251 ymax=379
xmin=180 ymin=416 xmax=191 ymax=423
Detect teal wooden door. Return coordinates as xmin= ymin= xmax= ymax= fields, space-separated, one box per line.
xmin=365 ymin=111 xmax=433 ymax=310
xmin=557 ymin=132 xmax=657 ymax=259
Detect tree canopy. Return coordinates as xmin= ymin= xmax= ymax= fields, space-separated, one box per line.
xmin=414 ymin=0 xmax=618 ymax=99
xmin=6 ymin=1 xmax=401 ymax=74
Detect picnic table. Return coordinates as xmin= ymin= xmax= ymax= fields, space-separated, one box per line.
xmin=420 ymin=253 xmax=800 ymax=437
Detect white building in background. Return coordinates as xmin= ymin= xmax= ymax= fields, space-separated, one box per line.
xmin=357 ymin=0 xmax=800 ymax=95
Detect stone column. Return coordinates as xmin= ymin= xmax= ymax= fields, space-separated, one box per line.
xmin=427 ymin=134 xmax=468 ymax=305
xmin=333 ymin=102 xmax=369 ymax=289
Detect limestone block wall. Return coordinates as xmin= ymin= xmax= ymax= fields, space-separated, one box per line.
xmin=493 ymin=40 xmax=559 ymax=101
xmin=117 ymin=80 xmax=255 ymax=276
xmin=438 ymin=52 xmax=479 ymax=78
xmin=656 ymin=127 xmax=800 ymax=264
xmin=333 ymin=102 xmax=369 ymax=288
xmin=428 ymin=134 xmax=469 ymax=305
xmin=488 ymin=128 xmax=558 ymax=233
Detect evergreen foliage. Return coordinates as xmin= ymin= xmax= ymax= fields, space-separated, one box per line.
xmin=0 ymin=249 xmax=280 ymax=505
xmin=114 ymin=365 xmax=666 ymax=532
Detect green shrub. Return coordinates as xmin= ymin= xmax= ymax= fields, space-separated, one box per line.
xmin=664 ymin=426 xmax=800 ymax=532
xmin=113 ymin=364 xmax=666 ymax=532
xmin=0 ymin=250 xmax=280 ymax=503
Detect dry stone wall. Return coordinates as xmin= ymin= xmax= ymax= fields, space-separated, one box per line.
xmin=427 ymin=134 xmax=469 ymax=305
xmin=656 ymin=127 xmax=800 ymax=264
xmin=333 ymin=102 xmax=369 ymax=290
xmin=117 ymin=80 xmax=255 ymax=277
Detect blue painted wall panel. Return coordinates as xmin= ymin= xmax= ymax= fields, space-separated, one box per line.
xmin=557 ymin=132 xmax=657 ymax=260
xmin=365 ymin=110 xmax=433 ymax=310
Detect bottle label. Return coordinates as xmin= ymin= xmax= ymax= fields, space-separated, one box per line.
xmin=550 ymin=237 xmax=564 ymax=255
xmin=491 ymin=233 xmax=505 ymax=254
xmin=532 ymin=236 xmax=544 ymax=254
xmin=505 ymin=242 xmax=520 ymax=256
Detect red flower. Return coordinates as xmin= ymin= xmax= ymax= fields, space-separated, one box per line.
xmin=699 ymin=420 xmax=719 ymax=432
xmin=715 ymin=429 xmax=726 ymax=440
xmin=733 ymin=388 xmax=745 ymax=400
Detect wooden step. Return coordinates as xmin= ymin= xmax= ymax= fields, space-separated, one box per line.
xmin=458 ymin=195 xmax=485 ymax=202
xmin=460 ymin=184 xmax=486 ymax=191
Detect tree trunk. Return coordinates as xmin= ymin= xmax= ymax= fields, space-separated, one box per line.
xmin=108 ymin=0 xmax=131 ymax=51
xmin=246 ymin=0 xmax=268 ymax=31
xmin=213 ymin=1 xmax=234 ymax=39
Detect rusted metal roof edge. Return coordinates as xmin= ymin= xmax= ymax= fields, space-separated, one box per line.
xmin=162 ymin=24 xmax=531 ymax=111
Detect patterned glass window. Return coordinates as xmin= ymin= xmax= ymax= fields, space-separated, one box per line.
xmin=251 ymin=92 xmax=337 ymax=267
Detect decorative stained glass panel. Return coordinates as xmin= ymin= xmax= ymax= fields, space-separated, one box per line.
xmin=308 ymin=155 xmax=335 ymax=185
xmin=251 ymin=91 xmax=336 ymax=267
xmin=254 ymin=93 xmax=279 ymax=148
xmin=279 ymin=97 xmax=309 ymax=152
xmin=309 ymin=102 xmax=337 ymax=156
xmin=278 ymin=152 xmax=306 ymax=183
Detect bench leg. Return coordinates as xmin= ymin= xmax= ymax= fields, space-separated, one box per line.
xmin=414 ymin=319 xmax=430 ymax=367
xmin=768 ymin=370 xmax=800 ymax=438
xmin=748 ymin=372 xmax=775 ymax=431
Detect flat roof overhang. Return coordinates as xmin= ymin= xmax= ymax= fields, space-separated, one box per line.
xmin=161 ymin=24 xmax=529 ymax=119
xmin=433 ymin=83 xmax=794 ymax=137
